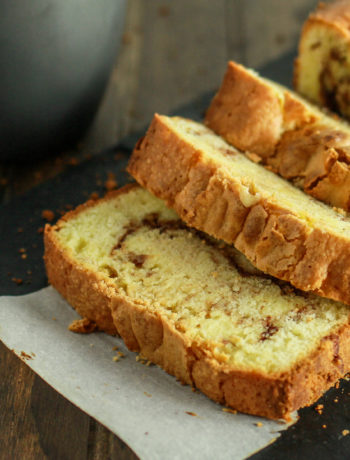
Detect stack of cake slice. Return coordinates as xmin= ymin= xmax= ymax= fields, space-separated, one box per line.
xmin=44 ymin=0 xmax=350 ymax=421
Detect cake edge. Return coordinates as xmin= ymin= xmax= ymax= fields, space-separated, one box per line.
xmin=44 ymin=184 xmax=350 ymax=420
xmin=127 ymin=114 xmax=350 ymax=306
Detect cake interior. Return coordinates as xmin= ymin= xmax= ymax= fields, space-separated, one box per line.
xmin=297 ymin=23 xmax=350 ymax=118
xmin=55 ymin=187 xmax=350 ymax=376
xmin=163 ymin=116 xmax=350 ymax=235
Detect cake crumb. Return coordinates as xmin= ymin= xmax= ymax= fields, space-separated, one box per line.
xmin=255 ymin=422 xmax=263 ymax=427
xmin=21 ymin=254 xmax=27 ymax=260
xmin=105 ymin=172 xmax=118 ymax=191
xmin=334 ymin=397 xmax=339 ymax=403
xmin=19 ymin=248 xmax=26 ymax=253
xmin=136 ymin=353 xmax=147 ymax=364
xmin=105 ymin=179 xmax=118 ymax=191
xmin=20 ymin=351 xmax=33 ymax=360
xmin=222 ymin=408 xmax=237 ymax=414
xmin=12 ymin=277 xmax=23 ymax=285
xmin=89 ymin=192 xmax=99 ymax=201
xmin=335 ymin=381 xmax=340 ymax=389
xmin=42 ymin=209 xmax=55 ymax=221
xmin=112 ymin=346 xmax=119 ymax=351
xmin=117 ymin=351 xmax=125 ymax=357
xmin=113 ymin=356 xmax=120 ymax=362
xmin=322 ymin=424 xmax=327 ymax=429
xmin=315 ymin=404 xmax=324 ymax=414
xmin=185 ymin=411 xmax=197 ymax=417
xmin=342 ymin=429 xmax=349 ymax=436
xmin=69 ymin=318 xmax=97 ymax=334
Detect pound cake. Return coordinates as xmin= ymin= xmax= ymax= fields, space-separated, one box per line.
xmin=295 ymin=0 xmax=350 ymax=120
xmin=205 ymin=60 xmax=350 ymax=211
xmin=44 ymin=185 xmax=350 ymax=420
xmin=128 ymin=114 xmax=350 ymax=305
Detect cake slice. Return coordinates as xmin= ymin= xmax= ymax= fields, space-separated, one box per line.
xmin=44 ymin=184 xmax=350 ymax=420
xmin=295 ymin=0 xmax=350 ymax=120
xmin=205 ymin=60 xmax=350 ymax=211
xmin=128 ymin=114 xmax=350 ymax=306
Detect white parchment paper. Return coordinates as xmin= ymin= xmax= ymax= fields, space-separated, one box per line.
xmin=0 ymin=287 xmax=292 ymax=459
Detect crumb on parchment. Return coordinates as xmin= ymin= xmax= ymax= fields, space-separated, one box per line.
xmin=222 ymin=407 xmax=237 ymax=414
xmin=69 ymin=318 xmax=97 ymax=334
xmin=20 ymin=351 xmax=33 ymax=360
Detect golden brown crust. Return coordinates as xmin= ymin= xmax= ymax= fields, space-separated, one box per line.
xmin=271 ymin=124 xmax=350 ymax=210
xmin=44 ymin=225 xmax=117 ymax=334
xmin=205 ymin=61 xmax=317 ymax=156
xmin=206 ymin=61 xmax=350 ymax=211
xmin=44 ymin=184 xmax=350 ymax=419
xmin=44 ymin=184 xmax=140 ymax=335
xmin=307 ymin=1 xmax=350 ymax=37
xmin=205 ymin=62 xmax=282 ymax=156
xmin=128 ymin=114 xmax=350 ymax=305
xmin=110 ymin=283 xmax=350 ymax=420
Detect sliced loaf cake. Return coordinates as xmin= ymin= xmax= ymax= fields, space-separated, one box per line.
xmin=128 ymin=114 xmax=350 ymax=305
xmin=44 ymin=185 xmax=350 ymax=420
xmin=205 ymin=60 xmax=350 ymax=211
xmin=295 ymin=0 xmax=350 ymax=120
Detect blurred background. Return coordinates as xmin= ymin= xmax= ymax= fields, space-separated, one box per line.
xmin=84 ymin=0 xmax=320 ymax=152
xmin=0 ymin=0 xmax=319 ymax=168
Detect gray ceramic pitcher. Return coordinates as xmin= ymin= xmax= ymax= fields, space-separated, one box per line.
xmin=0 ymin=0 xmax=126 ymax=161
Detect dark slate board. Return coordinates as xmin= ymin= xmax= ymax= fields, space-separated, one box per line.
xmin=1 ymin=50 xmax=350 ymax=459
